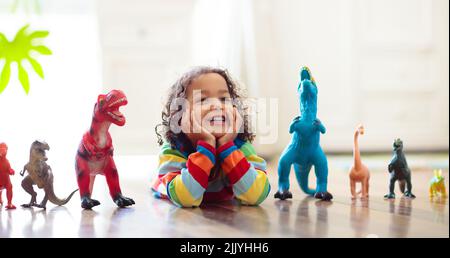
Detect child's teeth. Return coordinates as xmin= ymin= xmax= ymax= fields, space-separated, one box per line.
xmin=212 ymin=116 xmax=224 ymax=122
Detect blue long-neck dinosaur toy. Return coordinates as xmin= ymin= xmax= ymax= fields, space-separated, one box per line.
xmin=275 ymin=67 xmax=333 ymax=201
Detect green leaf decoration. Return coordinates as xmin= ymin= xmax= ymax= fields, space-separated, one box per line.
xmin=0 ymin=33 xmax=6 ymax=58
xmin=0 ymin=24 xmax=51 ymax=94
xmin=33 ymin=45 xmax=52 ymax=55
xmin=29 ymin=30 xmax=49 ymax=39
xmin=28 ymin=57 xmax=44 ymax=78
xmin=18 ymin=63 xmax=30 ymax=94
xmin=0 ymin=32 xmax=7 ymax=43
xmin=0 ymin=62 xmax=11 ymax=94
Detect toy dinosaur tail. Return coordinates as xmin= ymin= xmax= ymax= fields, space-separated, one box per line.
xmin=294 ymin=164 xmax=316 ymax=196
xmin=45 ymin=185 xmax=79 ymax=206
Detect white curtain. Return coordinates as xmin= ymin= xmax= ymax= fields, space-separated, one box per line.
xmin=191 ymin=0 xmax=259 ymax=96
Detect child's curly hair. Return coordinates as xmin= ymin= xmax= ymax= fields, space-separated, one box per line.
xmin=155 ymin=66 xmax=255 ymax=151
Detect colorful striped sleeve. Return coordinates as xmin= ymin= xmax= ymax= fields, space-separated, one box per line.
xmin=217 ymin=140 xmax=270 ymax=205
xmin=152 ymin=141 xmax=216 ymax=208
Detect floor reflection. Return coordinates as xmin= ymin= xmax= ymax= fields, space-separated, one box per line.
xmin=23 ymin=208 xmax=49 ymax=237
xmin=429 ymin=197 xmax=448 ymax=224
xmin=274 ymin=200 xmax=294 ymax=236
xmin=106 ymin=207 xmax=136 ymax=237
xmin=0 ymin=210 xmax=13 ymax=237
xmin=275 ymin=197 xmax=333 ymax=237
xmin=202 ymin=201 xmax=270 ymax=235
xmin=21 ymin=206 xmax=72 ymax=237
xmin=387 ymin=197 xmax=412 ymax=237
xmin=199 ymin=201 xmax=239 ymax=226
xmin=167 ymin=200 xmax=271 ymax=236
xmin=79 ymin=209 xmax=98 ymax=238
xmin=349 ymin=198 xmax=370 ymax=237
xmin=310 ymin=198 xmax=332 ymax=237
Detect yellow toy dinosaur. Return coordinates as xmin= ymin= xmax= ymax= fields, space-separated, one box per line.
xmin=429 ymin=169 xmax=446 ymax=198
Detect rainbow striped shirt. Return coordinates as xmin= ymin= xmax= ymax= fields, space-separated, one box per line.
xmin=151 ymin=138 xmax=270 ymax=207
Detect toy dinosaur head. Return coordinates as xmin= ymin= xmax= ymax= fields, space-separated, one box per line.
xmin=298 ymin=67 xmax=318 ymax=119
xmin=30 ymin=140 xmax=50 ymax=161
xmin=393 ymin=138 xmax=403 ymax=152
xmin=0 ymin=143 xmax=7 ymax=159
xmin=357 ymin=124 xmax=365 ymax=135
xmin=433 ymin=169 xmax=444 ymax=182
xmin=94 ymin=90 xmax=128 ymax=126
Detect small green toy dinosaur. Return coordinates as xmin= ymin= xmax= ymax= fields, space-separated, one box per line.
xmin=429 ymin=169 xmax=446 ymax=198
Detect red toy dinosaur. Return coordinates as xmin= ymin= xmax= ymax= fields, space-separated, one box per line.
xmin=75 ymin=90 xmax=135 ymax=209
xmin=0 ymin=143 xmax=16 ymax=209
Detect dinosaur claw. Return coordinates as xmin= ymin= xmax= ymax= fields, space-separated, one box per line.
xmin=32 ymin=203 xmax=46 ymax=209
xmin=384 ymin=193 xmax=396 ymax=199
xmin=5 ymin=204 xmax=16 ymax=209
xmin=404 ymin=192 xmax=416 ymax=198
xmin=274 ymin=190 xmax=293 ymax=200
xmin=21 ymin=203 xmax=35 ymax=208
xmin=314 ymin=191 xmax=333 ymax=201
xmin=113 ymin=193 xmax=135 ymax=208
xmin=81 ymin=196 xmax=101 ymax=209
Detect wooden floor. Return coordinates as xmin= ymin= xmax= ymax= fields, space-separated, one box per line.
xmin=0 ymin=154 xmax=448 ymax=238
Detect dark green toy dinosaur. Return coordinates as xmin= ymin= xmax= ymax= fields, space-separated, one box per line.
xmin=384 ymin=139 xmax=415 ymax=199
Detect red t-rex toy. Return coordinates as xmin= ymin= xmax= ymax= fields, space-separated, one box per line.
xmin=0 ymin=143 xmax=16 ymax=209
xmin=75 ymin=90 xmax=135 ymax=209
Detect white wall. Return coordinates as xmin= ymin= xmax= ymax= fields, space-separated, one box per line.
xmin=97 ymin=0 xmax=196 ymax=155
xmin=96 ymin=0 xmax=449 ymax=156
xmin=252 ymin=0 xmax=449 ymax=156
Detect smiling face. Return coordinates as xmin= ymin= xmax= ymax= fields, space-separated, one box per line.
xmin=186 ymin=73 xmax=233 ymax=138
xmin=96 ymin=90 xmax=128 ymax=126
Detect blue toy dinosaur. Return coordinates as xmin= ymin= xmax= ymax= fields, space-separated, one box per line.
xmin=274 ymin=67 xmax=333 ymax=201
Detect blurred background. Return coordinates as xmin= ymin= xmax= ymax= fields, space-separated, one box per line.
xmin=0 ymin=0 xmax=449 ymax=237
xmin=0 ymin=0 xmax=448 ymax=238
xmin=0 ymin=0 xmax=448 ymax=162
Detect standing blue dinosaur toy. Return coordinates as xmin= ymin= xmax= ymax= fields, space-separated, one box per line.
xmin=274 ymin=67 xmax=333 ymax=201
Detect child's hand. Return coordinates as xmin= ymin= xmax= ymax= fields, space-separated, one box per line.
xmin=181 ymin=107 xmax=216 ymax=147
xmin=218 ymin=107 xmax=243 ymax=147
